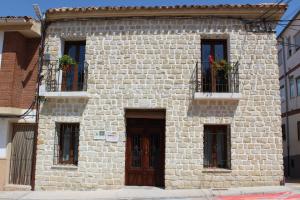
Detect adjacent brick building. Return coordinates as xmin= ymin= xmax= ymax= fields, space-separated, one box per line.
xmin=0 ymin=17 xmax=40 ymax=190
xmin=35 ymin=4 xmax=286 ymax=190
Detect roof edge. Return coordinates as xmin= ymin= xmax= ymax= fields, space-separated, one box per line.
xmin=277 ymin=10 xmax=300 ymax=39
xmin=45 ymin=4 xmax=287 ymax=22
xmin=0 ymin=16 xmax=41 ymax=38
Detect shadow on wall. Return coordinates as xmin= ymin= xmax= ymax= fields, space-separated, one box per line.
xmin=22 ymin=39 xmax=40 ymax=88
xmin=39 ymin=98 xmax=88 ymax=117
xmin=187 ymin=100 xmax=239 ymax=118
xmin=47 ymin=18 xmax=243 ymax=38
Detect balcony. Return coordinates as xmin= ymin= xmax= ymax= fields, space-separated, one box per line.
xmin=39 ymin=60 xmax=89 ymax=98
xmin=192 ymin=61 xmax=241 ymax=101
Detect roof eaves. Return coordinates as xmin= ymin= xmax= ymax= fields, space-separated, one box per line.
xmin=45 ymin=4 xmax=287 ymax=22
xmin=277 ymin=9 xmax=300 ymax=39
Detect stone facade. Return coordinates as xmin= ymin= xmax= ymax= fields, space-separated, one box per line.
xmin=35 ymin=17 xmax=283 ymax=190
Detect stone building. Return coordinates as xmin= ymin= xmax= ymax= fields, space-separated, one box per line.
xmin=0 ymin=16 xmax=40 ymax=190
xmin=278 ymin=10 xmax=300 ymax=179
xmin=36 ymin=4 xmax=286 ymax=190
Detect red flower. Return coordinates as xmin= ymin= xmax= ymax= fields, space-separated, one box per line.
xmin=209 ymin=55 xmax=214 ymax=64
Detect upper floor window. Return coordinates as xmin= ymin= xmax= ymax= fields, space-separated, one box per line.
xmin=204 ymin=125 xmax=231 ymax=169
xmin=62 ymin=41 xmax=86 ymax=91
xmin=294 ymin=31 xmax=300 ymax=52
xmin=287 ymin=36 xmax=292 ymax=58
xmin=280 ymin=85 xmax=285 ymax=101
xmin=289 ymin=77 xmax=295 ymax=98
xmin=278 ymin=49 xmax=283 ymax=66
xmin=201 ymin=39 xmax=236 ymax=93
xmin=296 ymin=77 xmax=300 ymax=96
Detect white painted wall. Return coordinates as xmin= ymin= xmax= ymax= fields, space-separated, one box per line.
xmin=0 ymin=119 xmax=9 ymax=158
xmin=0 ymin=31 xmax=4 ymax=68
xmin=279 ymin=12 xmax=300 ymax=160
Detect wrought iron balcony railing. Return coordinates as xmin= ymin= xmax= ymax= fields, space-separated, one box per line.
xmin=192 ymin=61 xmax=239 ymax=93
xmin=42 ymin=60 xmax=88 ymax=92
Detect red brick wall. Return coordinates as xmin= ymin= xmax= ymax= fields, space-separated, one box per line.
xmin=0 ymin=32 xmax=39 ymax=109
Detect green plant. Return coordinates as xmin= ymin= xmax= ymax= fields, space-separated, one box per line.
xmin=58 ymin=55 xmax=76 ymax=71
xmin=211 ymin=59 xmax=233 ymax=77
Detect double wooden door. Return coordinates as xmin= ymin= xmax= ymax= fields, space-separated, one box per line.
xmin=125 ymin=118 xmax=165 ymax=187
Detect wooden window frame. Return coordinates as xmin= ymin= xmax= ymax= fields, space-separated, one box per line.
xmin=201 ymin=39 xmax=228 ymax=93
xmin=62 ymin=41 xmax=86 ymax=91
xmin=58 ymin=123 xmax=79 ymax=165
xmin=203 ymin=124 xmax=231 ymax=169
xmin=64 ymin=41 xmax=86 ymax=62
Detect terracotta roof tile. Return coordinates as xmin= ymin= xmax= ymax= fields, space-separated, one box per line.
xmin=0 ymin=16 xmax=33 ymax=21
xmin=47 ymin=4 xmax=287 ymax=14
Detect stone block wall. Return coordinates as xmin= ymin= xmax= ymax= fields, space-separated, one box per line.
xmin=35 ymin=17 xmax=282 ymax=190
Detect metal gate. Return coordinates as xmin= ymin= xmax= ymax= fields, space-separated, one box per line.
xmin=9 ymin=124 xmax=36 ymax=186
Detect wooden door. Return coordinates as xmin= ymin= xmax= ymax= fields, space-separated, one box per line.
xmin=125 ymin=119 xmax=165 ymax=187
xmin=9 ymin=124 xmax=36 ymax=186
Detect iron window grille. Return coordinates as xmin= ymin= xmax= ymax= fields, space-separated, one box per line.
xmin=203 ymin=125 xmax=231 ymax=169
xmin=54 ymin=123 xmax=80 ymax=165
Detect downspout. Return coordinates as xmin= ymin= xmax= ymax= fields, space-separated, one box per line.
xmin=281 ymin=37 xmax=290 ymax=178
xmin=31 ymin=16 xmax=48 ymax=191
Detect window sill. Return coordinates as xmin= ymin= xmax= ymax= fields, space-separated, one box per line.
xmin=51 ymin=165 xmax=78 ymax=170
xmin=202 ymin=168 xmax=232 ymax=173
xmin=194 ymin=92 xmax=242 ymax=101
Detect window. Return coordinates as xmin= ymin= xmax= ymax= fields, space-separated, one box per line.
xmin=204 ymin=125 xmax=230 ymax=169
xmin=201 ymin=39 xmax=231 ymax=93
xmin=294 ymin=31 xmax=300 ymax=52
xmin=278 ymin=49 xmax=283 ymax=66
xmin=298 ymin=121 xmax=300 ymax=141
xmin=287 ymin=36 xmax=292 ymax=58
xmin=297 ymin=78 xmax=300 ymax=96
xmin=280 ymin=85 xmax=285 ymax=101
xmin=54 ymin=123 xmax=79 ymax=165
xmin=282 ymin=124 xmax=286 ymax=141
xmin=62 ymin=41 xmax=86 ymax=91
xmin=290 ymin=78 xmax=295 ymax=98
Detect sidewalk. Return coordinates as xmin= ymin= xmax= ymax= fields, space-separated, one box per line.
xmin=0 ymin=185 xmax=298 ymax=200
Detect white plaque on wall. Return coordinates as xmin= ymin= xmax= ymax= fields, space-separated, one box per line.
xmin=94 ymin=131 xmax=105 ymax=140
xmin=105 ymin=133 xmax=119 ymax=142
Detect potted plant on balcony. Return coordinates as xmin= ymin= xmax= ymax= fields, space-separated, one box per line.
xmin=58 ymin=55 xmax=78 ymax=91
xmin=209 ymin=55 xmax=232 ymax=77
xmin=58 ymin=55 xmax=76 ymax=72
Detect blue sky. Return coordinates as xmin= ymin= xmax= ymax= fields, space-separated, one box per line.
xmin=1 ymin=0 xmax=300 ymax=35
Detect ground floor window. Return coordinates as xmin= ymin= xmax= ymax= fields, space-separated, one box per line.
xmin=54 ymin=123 xmax=79 ymax=165
xmin=203 ymin=125 xmax=230 ymax=169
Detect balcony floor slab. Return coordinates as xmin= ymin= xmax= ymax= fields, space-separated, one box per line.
xmin=194 ymin=92 xmax=242 ymax=101
xmin=40 ymin=91 xmax=89 ymax=98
